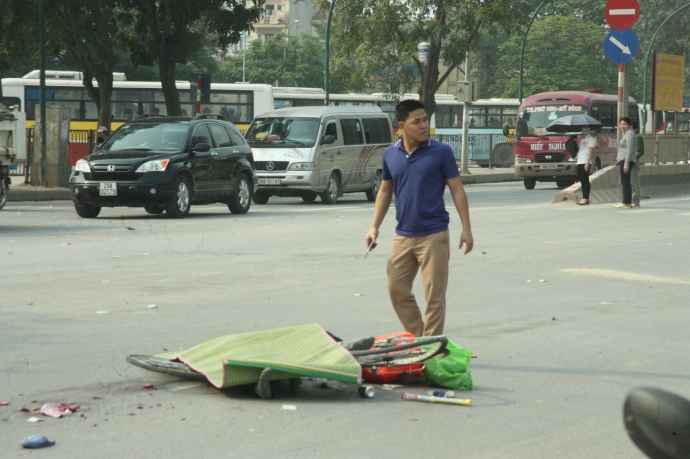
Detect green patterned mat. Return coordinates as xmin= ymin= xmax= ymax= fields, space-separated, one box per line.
xmin=157 ymin=324 xmax=361 ymax=388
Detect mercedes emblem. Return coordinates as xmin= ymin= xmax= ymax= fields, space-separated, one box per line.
xmin=266 ymin=161 xmax=275 ymax=171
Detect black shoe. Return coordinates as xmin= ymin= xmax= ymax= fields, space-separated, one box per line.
xmin=576 ymin=200 xmax=589 ymax=205
xmin=255 ymin=368 xmax=273 ymax=399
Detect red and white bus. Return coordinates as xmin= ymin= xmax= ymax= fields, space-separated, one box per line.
xmin=513 ymin=90 xmax=638 ymax=190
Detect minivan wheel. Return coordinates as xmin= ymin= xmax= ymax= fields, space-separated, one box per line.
xmin=302 ymin=191 xmax=317 ymax=203
xmin=253 ymin=191 xmax=269 ymax=204
xmin=365 ymin=170 xmax=382 ymax=202
xmin=0 ymin=181 xmax=7 ymax=210
xmin=144 ymin=204 xmax=165 ymax=215
xmin=74 ymin=202 xmax=101 ymax=218
xmin=321 ymin=173 xmax=340 ymax=205
xmin=228 ymin=173 xmax=252 ymax=214
xmin=523 ymin=178 xmax=536 ymax=190
xmin=165 ymin=175 xmax=191 ymax=218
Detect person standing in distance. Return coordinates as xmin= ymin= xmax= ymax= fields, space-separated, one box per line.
xmin=630 ymin=119 xmax=644 ymax=207
xmin=365 ymin=100 xmax=474 ymax=337
xmin=614 ymin=117 xmax=637 ymax=209
xmin=575 ymin=127 xmax=597 ymax=205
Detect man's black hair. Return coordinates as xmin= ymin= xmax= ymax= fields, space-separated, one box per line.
xmin=630 ymin=119 xmax=639 ymax=130
xmin=395 ymin=100 xmax=425 ymax=123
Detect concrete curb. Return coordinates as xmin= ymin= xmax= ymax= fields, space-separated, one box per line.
xmin=552 ymin=164 xmax=690 ymax=204
xmin=7 ymin=186 xmax=71 ymax=202
xmin=460 ymin=172 xmax=521 ymax=185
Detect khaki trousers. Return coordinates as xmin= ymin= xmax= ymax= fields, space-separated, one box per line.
xmin=386 ymin=229 xmax=450 ymax=337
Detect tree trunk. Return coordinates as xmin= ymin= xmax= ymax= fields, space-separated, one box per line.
xmin=97 ymin=76 xmax=113 ymax=130
xmin=159 ymin=53 xmax=181 ymax=116
xmin=419 ymin=39 xmax=441 ymax=121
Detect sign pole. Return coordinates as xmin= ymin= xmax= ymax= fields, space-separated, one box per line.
xmin=617 ymin=64 xmax=626 ymax=144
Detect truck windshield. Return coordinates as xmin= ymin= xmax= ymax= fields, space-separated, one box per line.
xmin=245 ymin=117 xmax=320 ymax=148
xmin=517 ymin=104 xmax=586 ymax=136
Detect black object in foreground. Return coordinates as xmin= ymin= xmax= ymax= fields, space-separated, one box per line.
xmin=624 ymin=387 xmax=690 ymax=459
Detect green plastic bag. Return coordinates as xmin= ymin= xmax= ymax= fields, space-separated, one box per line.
xmin=423 ymin=340 xmax=473 ymax=391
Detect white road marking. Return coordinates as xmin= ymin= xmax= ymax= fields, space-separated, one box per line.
xmin=561 ymin=268 xmax=690 ymax=285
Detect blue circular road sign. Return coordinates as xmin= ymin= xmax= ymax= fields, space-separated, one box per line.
xmin=604 ymin=29 xmax=639 ymax=65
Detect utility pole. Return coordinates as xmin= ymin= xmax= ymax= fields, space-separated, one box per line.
xmin=460 ymin=53 xmax=470 ymax=175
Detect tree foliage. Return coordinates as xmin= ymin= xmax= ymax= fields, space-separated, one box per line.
xmin=0 ymin=0 xmax=39 ymax=98
xmin=46 ymin=0 xmax=119 ymax=128
xmin=216 ymin=32 xmax=348 ymax=91
xmin=321 ymin=0 xmax=532 ymax=118
xmin=492 ymin=16 xmax=616 ymax=97
xmin=117 ymin=0 xmax=264 ymax=115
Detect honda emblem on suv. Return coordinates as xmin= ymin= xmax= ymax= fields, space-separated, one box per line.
xmin=107 ymin=165 xmax=116 ymax=172
xmin=266 ymin=161 xmax=275 ymax=171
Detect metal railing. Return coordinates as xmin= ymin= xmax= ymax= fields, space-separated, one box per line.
xmin=640 ymin=135 xmax=690 ymax=164
xmin=430 ymin=133 xmax=515 ymax=167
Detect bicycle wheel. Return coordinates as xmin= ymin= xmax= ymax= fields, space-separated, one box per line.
xmin=357 ymin=341 xmax=449 ymax=368
xmin=126 ymin=355 xmax=207 ymax=382
xmin=349 ymin=336 xmax=447 ymax=357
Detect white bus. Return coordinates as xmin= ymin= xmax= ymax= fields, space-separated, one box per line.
xmin=1 ymin=70 xmax=274 ymax=131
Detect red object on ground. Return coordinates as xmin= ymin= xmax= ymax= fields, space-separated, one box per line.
xmin=361 ymin=332 xmax=425 ymax=384
xmin=604 ymin=0 xmax=640 ymax=30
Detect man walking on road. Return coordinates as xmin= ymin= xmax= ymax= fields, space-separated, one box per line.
xmin=365 ymin=100 xmax=474 ymax=337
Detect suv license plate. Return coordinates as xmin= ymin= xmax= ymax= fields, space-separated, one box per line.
xmin=541 ymin=165 xmax=558 ymax=170
xmin=99 ymin=182 xmax=117 ymax=196
xmin=259 ymin=178 xmax=281 ymax=185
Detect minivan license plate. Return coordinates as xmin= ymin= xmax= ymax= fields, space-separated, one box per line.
xmin=99 ymin=182 xmax=117 ymax=196
xmin=259 ymin=178 xmax=281 ymax=185
xmin=541 ymin=165 xmax=558 ymax=170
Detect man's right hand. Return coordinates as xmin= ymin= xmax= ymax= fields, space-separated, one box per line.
xmin=365 ymin=228 xmax=378 ymax=250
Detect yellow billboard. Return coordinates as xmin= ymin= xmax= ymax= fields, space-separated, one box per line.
xmin=653 ymin=53 xmax=685 ymax=112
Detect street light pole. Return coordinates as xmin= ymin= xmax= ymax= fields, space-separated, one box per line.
xmin=242 ymin=32 xmax=247 ymax=83
xmin=325 ymin=0 xmax=337 ymax=105
xmin=518 ymin=0 xmax=550 ymax=104
xmin=641 ymin=3 xmax=690 ymax=132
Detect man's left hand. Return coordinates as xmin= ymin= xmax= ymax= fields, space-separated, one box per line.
xmin=459 ymin=229 xmax=474 ymax=255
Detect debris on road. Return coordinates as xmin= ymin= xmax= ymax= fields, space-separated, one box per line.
xmin=40 ymin=403 xmax=74 ymax=418
xmin=280 ymin=405 xmax=297 ymax=411
xmin=143 ymin=384 xmax=156 ymax=390
xmin=21 ymin=434 xmax=56 ymax=449
xmin=96 ymin=311 xmax=109 ymax=314
xmin=401 ymin=393 xmax=471 ymax=406
xmin=0 ymin=401 xmax=9 ymax=406
xmin=27 ymin=416 xmax=43 ymax=423
xmin=147 ymin=304 xmax=158 ymax=309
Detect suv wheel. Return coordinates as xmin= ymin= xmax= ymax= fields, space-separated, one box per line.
xmin=253 ymin=191 xmax=269 ymax=204
xmin=321 ymin=173 xmax=340 ymax=204
xmin=228 ymin=173 xmax=252 ymax=214
xmin=165 ymin=175 xmax=191 ymax=218
xmin=523 ymin=178 xmax=536 ymax=190
xmin=144 ymin=204 xmax=165 ymax=215
xmin=75 ymin=202 xmax=101 ymax=218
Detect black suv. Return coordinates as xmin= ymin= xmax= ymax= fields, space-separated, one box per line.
xmin=69 ymin=115 xmax=257 ymax=218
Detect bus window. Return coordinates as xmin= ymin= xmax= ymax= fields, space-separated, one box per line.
xmin=599 ymin=104 xmax=616 ymax=131
xmin=665 ymin=111 xmax=676 ymax=133
xmin=677 ymin=112 xmax=690 ymax=133
xmin=2 ymin=96 xmax=21 ymax=110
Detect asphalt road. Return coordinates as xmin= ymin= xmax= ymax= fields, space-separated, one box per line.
xmin=2 ymin=183 xmax=689 ymax=458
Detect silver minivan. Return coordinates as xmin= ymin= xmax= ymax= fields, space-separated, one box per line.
xmin=244 ymin=106 xmax=393 ymax=204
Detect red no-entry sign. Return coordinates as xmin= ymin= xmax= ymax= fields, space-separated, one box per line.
xmin=604 ymin=0 xmax=640 ymax=30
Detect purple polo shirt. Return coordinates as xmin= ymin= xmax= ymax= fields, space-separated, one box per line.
xmin=381 ymin=137 xmax=459 ymax=237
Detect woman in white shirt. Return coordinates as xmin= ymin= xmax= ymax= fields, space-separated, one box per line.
xmin=576 ymin=128 xmax=597 ymax=205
